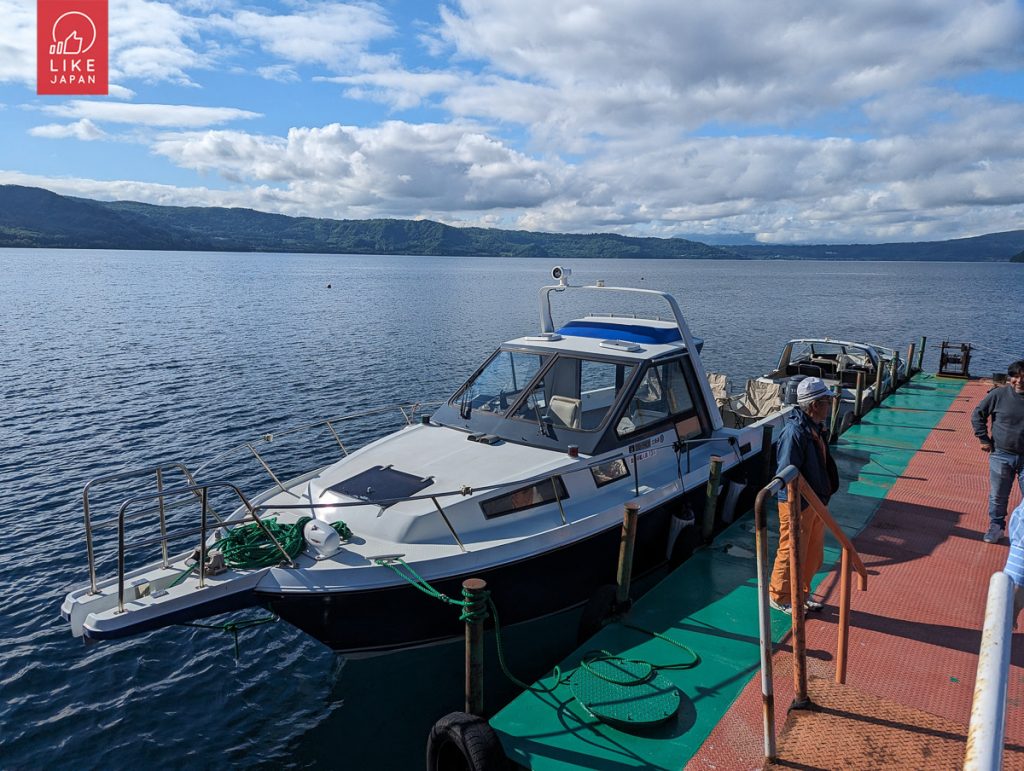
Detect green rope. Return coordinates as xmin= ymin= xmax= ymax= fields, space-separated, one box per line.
xmin=578 ymin=652 xmax=655 ymax=686
xmin=374 ymin=558 xmax=474 ymax=609
xmin=167 ymin=517 xmax=353 ymax=587
xmin=175 ymin=517 xmax=355 ymax=578
xmin=575 ymin=620 xmax=701 ymax=686
xmin=181 ymin=615 xmax=279 ymax=658
xmin=616 ymin=620 xmax=701 ymax=670
xmin=485 ymin=595 xmax=560 ymax=693
xmin=216 ymin=516 xmax=311 ymax=568
xmin=461 ymin=584 xmax=490 ymax=624
xmin=374 ymin=558 xmax=559 ymax=693
xmin=168 ymin=562 xmax=197 ymax=588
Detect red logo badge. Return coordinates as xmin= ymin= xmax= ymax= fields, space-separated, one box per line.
xmin=37 ymin=0 xmax=108 ymax=95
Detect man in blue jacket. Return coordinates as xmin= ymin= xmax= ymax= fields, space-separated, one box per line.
xmin=972 ymin=360 xmax=1024 ymax=544
xmin=769 ymin=377 xmax=840 ymax=614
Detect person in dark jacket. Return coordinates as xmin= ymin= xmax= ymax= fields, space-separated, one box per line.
xmin=768 ymin=377 xmax=840 ymax=614
xmin=972 ymin=360 xmax=1024 ymax=544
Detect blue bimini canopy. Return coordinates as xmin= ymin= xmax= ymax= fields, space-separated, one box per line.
xmin=558 ymin=319 xmax=703 ymax=350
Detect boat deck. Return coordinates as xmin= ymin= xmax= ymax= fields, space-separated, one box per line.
xmin=489 ymin=373 xmax=1024 ymax=769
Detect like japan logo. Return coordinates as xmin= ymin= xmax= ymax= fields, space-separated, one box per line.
xmin=37 ymin=0 xmax=108 ymax=95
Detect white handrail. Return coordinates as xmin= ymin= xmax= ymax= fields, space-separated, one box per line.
xmin=964 ymin=571 xmax=1014 ymax=771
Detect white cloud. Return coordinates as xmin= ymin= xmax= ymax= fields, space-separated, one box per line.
xmin=107 ymin=84 xmax=137 ymax=100
xmin=0 ymin=2 xmax=36 ymax=85
xmin=41 ymin=100 xmax=261 ymax=127
xmin=257 ymin=64 xmax=300 ymax=83
xmin=151 ymin=121 xmax=567 ymax=213
xmin=0 ymin=169 xmax=274 ymax=208
xmin=108 ymin=0 xmax=209 ymax=85
xmin=30 ymin=118 xmax=108 ymax=140
xmin=3 ymin=1 xmax=1024 ymax=243
xmin=432 ymin=0 xmax=1024 ymax=142
xmin=319 ymin=69 xmax=464 ymax=110
xmin=218 ymin=3 xmax=394 ymax=70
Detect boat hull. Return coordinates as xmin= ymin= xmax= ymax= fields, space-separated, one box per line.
xmin=258 ymin=490 xmax=705 ymax=655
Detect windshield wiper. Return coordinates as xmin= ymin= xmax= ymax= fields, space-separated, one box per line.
xmin=528 ymin=391 xmax=552 ymax=438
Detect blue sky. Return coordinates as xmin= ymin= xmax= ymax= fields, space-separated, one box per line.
xmin=2 ymin=0 xmax=1024 ymax=243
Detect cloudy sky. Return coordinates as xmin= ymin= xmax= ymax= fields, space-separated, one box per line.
xmin=3 ymin=0 xmax=1024 ymax=243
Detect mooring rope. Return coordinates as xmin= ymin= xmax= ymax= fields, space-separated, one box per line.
xmin=375 ymin=557 xmax=560 ymax=692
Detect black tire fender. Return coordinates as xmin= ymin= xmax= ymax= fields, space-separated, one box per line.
xmin=426 ymin=711 xmax=507 ymax=771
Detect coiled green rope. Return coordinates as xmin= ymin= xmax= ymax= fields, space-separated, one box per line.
xmin=215 ymin=516 xmax=353 ymax=568
xmin=171 ymin=517 xmax=354 ymax=588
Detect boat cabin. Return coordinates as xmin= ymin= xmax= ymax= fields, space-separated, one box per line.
xmin=431 ymin=316 xmax=714 ymax=456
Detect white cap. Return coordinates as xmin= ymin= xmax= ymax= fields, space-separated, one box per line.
xmin=797 ymin=376 xmax=831 ymax=405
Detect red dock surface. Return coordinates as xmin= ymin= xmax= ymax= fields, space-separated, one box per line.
xmin=689 ymin=377 xmax=1024 ymax=770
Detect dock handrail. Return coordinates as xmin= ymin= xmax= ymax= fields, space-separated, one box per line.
xmin=964 ymin=571 xmax=1015 ymax=771
xmin=754 ymin=464 xmax=869 ymax=761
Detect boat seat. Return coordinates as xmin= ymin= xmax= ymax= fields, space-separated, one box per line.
xmin=792 ymin=363 xmax=823 ymax=378
xmin=548 ymin=395 xmax=581 ymax=429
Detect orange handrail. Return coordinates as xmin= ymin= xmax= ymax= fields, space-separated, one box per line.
xmin=754 ymin=464 xmax=869 ymax=761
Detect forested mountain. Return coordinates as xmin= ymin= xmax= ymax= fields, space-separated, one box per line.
xmin=726 ymin=232 xmax=1024 ymax=261
xmin=0 ymin=185 xmax=728 ymax=259
xmin=1 ymin=184 xmax=1022 ymax=260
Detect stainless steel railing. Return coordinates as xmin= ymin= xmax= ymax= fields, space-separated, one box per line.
xmin=83 ymin=399 xmax=764 ymax=609
xmin=82 ymin=402 xmax=440 ymax=596
xmin=83 ymin=462 xmax=200 ymax=594
xmin=115 ymin=480 xmax=289 ymax=613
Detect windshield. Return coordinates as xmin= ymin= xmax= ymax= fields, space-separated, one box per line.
xmin=451 ymin=349 xmax=548 ymax=418
xmin=512 ymin=357 xmax=636 ymax=431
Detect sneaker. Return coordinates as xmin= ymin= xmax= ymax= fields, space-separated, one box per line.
xmin=804 ymin=599 xmax=824 ymax=612
xmin=984 ymin=523 xmax=1004 ymax=544
xmin=769 ymin=598 xmax=792 ymax=615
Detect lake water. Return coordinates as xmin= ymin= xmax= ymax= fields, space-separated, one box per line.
xmin=2 ymin=250 xmax=1021 ymax=769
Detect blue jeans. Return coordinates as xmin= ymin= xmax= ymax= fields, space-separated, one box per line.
xmin=989 ymin=449 xmax=1024 ymax=527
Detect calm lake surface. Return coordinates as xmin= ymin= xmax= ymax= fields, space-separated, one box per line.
xmin=2 ymin=250 xmax=1021 ymax=769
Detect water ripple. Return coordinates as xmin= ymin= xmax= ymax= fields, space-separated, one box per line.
xmin=1 ymin=250 xmax=1019 ymax=768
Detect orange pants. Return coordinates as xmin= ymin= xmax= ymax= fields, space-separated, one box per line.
xmin=769 ymin=498 xmax=825 ymax=606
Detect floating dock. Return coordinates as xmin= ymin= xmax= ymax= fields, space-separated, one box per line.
xmin=489 ymin=373 xmax=1024 ymax=769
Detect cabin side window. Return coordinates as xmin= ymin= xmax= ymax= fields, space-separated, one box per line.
xmin=480 ymin=478 xmax=569 ymax=519
xmin=616 ymin=358 xmax=702 ymax=439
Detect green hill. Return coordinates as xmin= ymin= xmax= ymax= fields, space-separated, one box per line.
xmin=0 ymin=185 xmax=729 ymax=259
xmin=728 ymin=232 xmax=1024 ymax=261
xmin=1 ymin=184 xmax=1021 ymax=260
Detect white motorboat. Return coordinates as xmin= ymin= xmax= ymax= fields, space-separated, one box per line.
xmin=758 ymin=338 xmax=905 ymax=416
xmin=62 ymin=268 xmax=776 ymax=656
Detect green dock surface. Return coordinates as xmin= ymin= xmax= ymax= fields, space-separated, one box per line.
xmin=489 ymin=373 xmax=968 ymax=770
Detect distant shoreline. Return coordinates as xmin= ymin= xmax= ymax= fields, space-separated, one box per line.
xmin=2 ymin=184 xmax=1022 ymax=262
